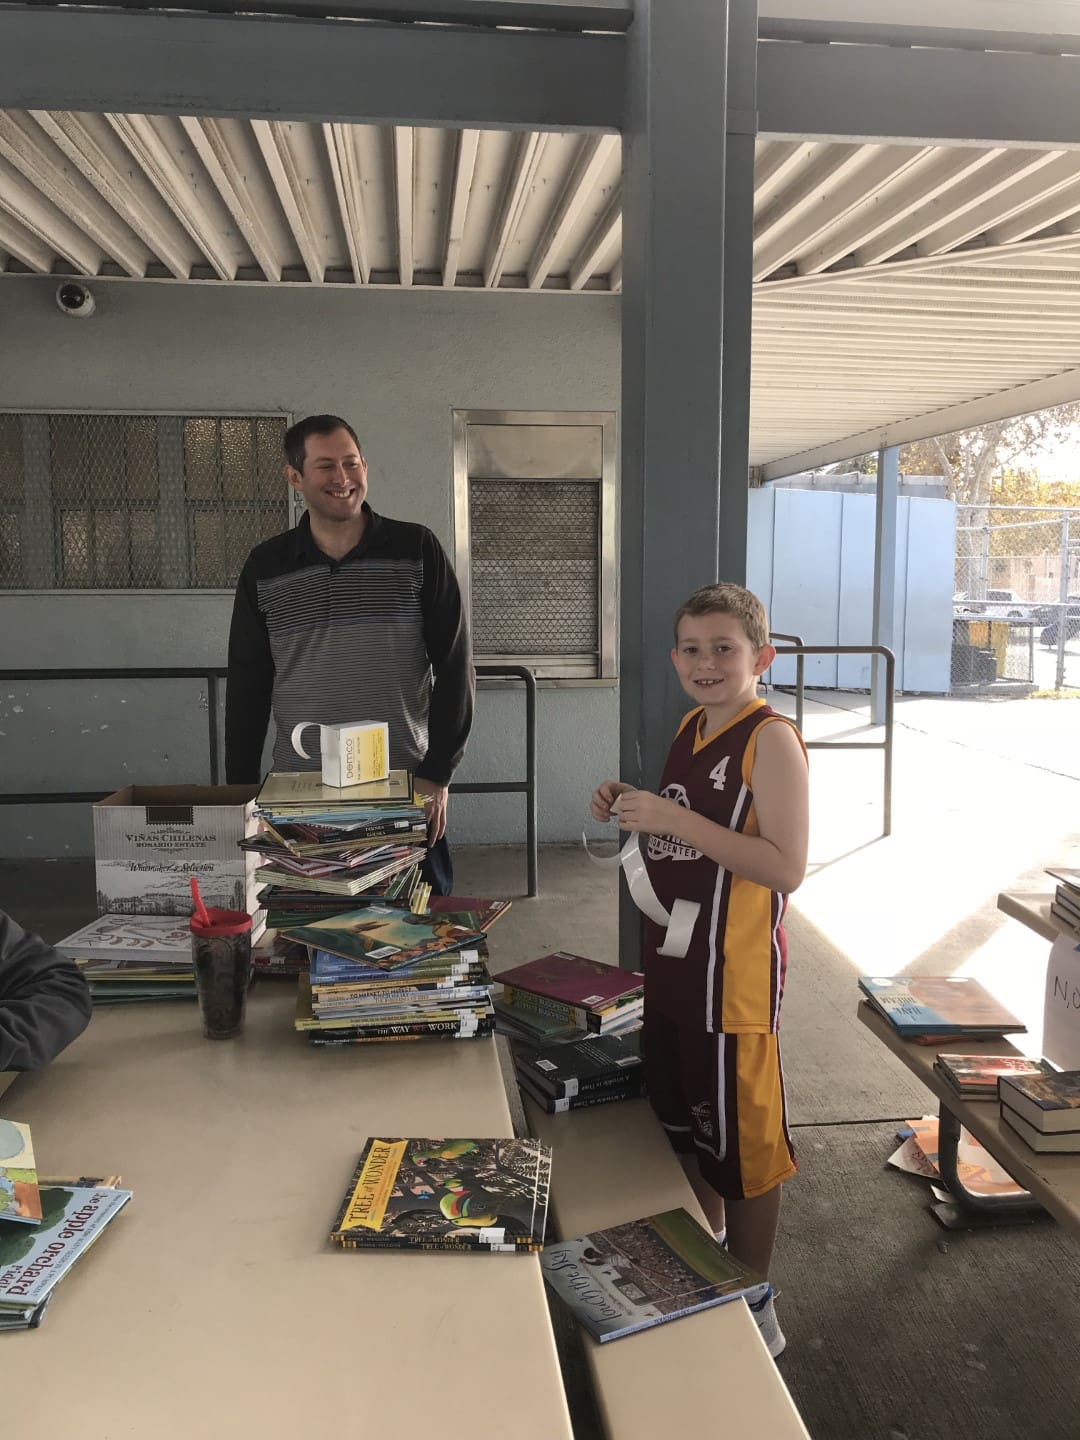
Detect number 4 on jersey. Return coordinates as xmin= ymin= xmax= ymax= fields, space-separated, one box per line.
xmin=709 ymin=757 xmax=730 ymax=792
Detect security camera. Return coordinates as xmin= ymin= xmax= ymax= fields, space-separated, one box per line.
xmin=55 ymin=282 xmax=96 ymax=318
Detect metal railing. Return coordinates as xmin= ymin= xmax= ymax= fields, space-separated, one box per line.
xmin=0 ymin=662 xmax=540 ymax=895
xmin=770 ymin=644 xmax=896 ymax=838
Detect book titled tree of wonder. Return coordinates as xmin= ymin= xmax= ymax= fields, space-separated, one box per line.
xmin=330 ymin=1138 xmax=551 ymax=1252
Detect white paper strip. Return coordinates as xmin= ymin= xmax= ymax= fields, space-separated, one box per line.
xmin=583 ymin=828 xmax=700 ymax=959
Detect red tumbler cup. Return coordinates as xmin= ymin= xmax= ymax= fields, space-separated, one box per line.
xmin=189 ymin=905 xmax=253 ymax=1040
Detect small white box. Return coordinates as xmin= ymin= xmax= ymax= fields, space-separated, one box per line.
xmin=290 ymin=720 xmax=389 ymax=788
xmin=93 ymin=785 xmax=259 ymax=917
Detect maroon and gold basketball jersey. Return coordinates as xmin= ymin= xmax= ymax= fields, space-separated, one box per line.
xmin=643 ymin=698 xmax=805 ymax=1035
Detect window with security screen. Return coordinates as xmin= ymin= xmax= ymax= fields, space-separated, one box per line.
xmin=0 ymin=411 xmax=289 ymax=590
xmin=453 ymin=411 xmax=617 ymax=680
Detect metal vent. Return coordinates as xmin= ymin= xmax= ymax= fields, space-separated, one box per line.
xmin=469 ymin=479 xmax=599 ymax=654
xmin=453 ymin=409 xmax=617 ymax=679
xmin=0 ymin=412 xmax=288 ymax=590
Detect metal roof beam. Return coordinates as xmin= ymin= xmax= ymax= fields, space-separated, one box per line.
xmin=252 ymin=119 xmax=325 ymax=283
xmin=528 ymin=132 xmax=617 ymax=289
xmin=485 ymin=131 xmax=546 ymax=287
xmin=0 ymin=8 xmax=623 ymax=132
xmin=760 ymin=366 xmax=1080 ymax=480
xmin=759 ymin=42 xmax=1080 ymax=151
xmin=181 ymin=117 xmax=284 ymax=283
xmin=442 ymin=129 xmax=479 ymax=288
xmin=393 ymin=126 xmax=415 ymax=288
xmin=568 ymin=185 xmax=620 ymax=290
xmin=0 ymin=153 xmax=101 ymax=273
xmin=324 ymin=123 xmax=371 ymax=286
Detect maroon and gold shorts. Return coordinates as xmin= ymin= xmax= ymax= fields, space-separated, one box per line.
xmin=644 ymin=1009 xmax=796 ymax=1201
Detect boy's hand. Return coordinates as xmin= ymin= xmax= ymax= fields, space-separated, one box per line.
xmin=613 ymin=788 xmax=688 ymax=839
xmin=590 ymin=779 xmax=634 ymax=823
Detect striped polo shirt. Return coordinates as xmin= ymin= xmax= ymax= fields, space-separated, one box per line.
xmin=224 ymin=506 xmax=474 ymax=786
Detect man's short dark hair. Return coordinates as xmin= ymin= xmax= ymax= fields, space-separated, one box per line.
xmin=284 ymin=415 xmax=362 ymax=472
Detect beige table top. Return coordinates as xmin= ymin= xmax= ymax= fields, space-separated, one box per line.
xmin=526 ymin=1095 xmax=811 ymax=1440
xmin=857 ymin=1001 xmax=1080 ymax=1237
xmin=4 ymin=985 xmax=574 ymax=1440
xmin=997 ymin=890 xmax=1080 ymax=945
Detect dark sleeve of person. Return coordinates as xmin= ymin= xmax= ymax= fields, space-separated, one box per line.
xmin=416 ymin=529 xmax=475 ymax=786
xmin=225 ymin=557 xmax=275 ymax=785
xmin=0 ymin=910 xmax=92 ymax=1071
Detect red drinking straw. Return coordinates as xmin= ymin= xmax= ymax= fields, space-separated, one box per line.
xmin=189 ymin=875 xmax=211 ymax=927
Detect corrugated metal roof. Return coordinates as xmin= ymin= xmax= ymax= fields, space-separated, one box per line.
xmin=4 ymin=113 xmax=1080 ymax=467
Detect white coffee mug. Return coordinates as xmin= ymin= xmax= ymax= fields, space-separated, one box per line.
xmin=290 ymin=719 xmax=389 ymax=788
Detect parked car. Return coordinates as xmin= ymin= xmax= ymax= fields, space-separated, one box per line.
xmin=1038 ymin=594 xmax=1080 ymax=648
xmin=953 ymin=588 xmax=1037 ymax=620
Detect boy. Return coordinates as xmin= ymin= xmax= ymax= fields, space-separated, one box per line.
xmin=591 ymin=582 xmax=808 ymax=1358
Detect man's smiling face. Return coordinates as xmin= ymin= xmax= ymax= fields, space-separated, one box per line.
xmin=287 ymin=427 xmax=368 ymax=524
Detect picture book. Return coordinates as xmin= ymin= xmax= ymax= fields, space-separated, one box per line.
xmin=330 ymin=1137 xmax=551 ymax=1251
xmin=54 ymin=913 xmax=193 ymax=963
xmin=0 ymin=1184 xmax=132 ymax=1311
xmin=515 ymin=1029 xmax=644 ymax=1101
xmin=933 ymin=1054 xmax=1052 ymax=1097
xmin=540 ymin=1207 xmax=767 ymax=1343
xmin=281 ymin=905 xmax=484 ymax=970
xmin=858 ymin=975 xmax=1027 ymax=1038
xmin=497 ymin=952 xmax=644 ymax=1010
xmin=999 ymin=1104 xmax=1080 ymax=1152
xmin=998 ymin=1070 xmax=1080 ymax=1132
xmin=426 ymin=897 xmax=513 ymax=931
xmin=1046 ymin=867 xmax=1080 ymax=896
xmin=0 ymin=1120 xmax=42 ymax=1225
xmin=891 ymin=1116 xmax=1026 ymax=1197
xmin=256 ymin=769 xmax=414 ymax=809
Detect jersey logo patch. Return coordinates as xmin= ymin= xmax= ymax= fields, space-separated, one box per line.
xmin=646 ymin=783 xmax=703 ymax=863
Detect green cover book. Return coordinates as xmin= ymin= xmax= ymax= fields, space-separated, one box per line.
xmin=282 ymin=904 xmax=484 ymax=971
xmin=541 ymin=1207 xmax=767 ymax=1342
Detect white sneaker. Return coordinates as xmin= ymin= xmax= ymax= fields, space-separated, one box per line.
xmin=748 ymin=1285 xmax=786 ymax=1359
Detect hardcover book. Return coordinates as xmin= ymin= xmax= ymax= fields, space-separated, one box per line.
xmin=256 ymin=769 xmax=414 ymax=810
xmin=540 ymin=1207 xmax=767 ymax=1343
xmin=426 ymin=898 xmax=513 ymax=931
xmin=0 ymin=1120 xmax=42 ymax=1225
xmin=1000 ymin=1104 xmax=1080 ymax=1152
xmin=330 ymin=1137 xmax=551 ymax=1251
xmin=0 ymin=1184 xmax=132 ymax=1311
xmin=282 ymin=905 xmax=483 ymax=970
xmin=998 ymin=1070 xmax=1080 ymax=1132
xmin=515 ymin=1030 xmax=644 ymax=1101
xmin=858 ymin=975 xmax=1027 ymax=1038
xmin=516 ymin=1066 xmax=647 ymax=1114
xmin=55 ymin=913 xmax=193 ymax=963
xmin=497 ymin=952 xmax=644 ymax=1009
xmin=933 ymin=1054 xmax=1051 ymax=1097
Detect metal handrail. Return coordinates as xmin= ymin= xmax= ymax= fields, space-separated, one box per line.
xmin=769 ymin=631 xmax=805 ymax=732
xmin=771 ymin=644 xmax=896 ymax=838
xmin=0 ymin=662 xmax=540 ymax=895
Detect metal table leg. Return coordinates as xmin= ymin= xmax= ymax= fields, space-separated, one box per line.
xmin=931 ymin=1104 xmax=1046 ymax=1230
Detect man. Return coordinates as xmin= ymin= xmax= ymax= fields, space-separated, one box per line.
xmin=0 ymin=910 xmax=92 ymax=1070
xmin=225 ymin=414 xmax=474 ymax=895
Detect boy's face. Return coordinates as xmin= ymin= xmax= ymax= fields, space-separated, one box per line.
xmin=671 ymin=611 xmax=775 ymax=710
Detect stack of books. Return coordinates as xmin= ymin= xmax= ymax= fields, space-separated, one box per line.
xmin=1048 ymin=867 xmax=1080 ymax=936
xmin=495 ymin=952 xmax=644 ymax=1045
xmin=933 ymin=1052 xmax=1052 ymax=1098
xmin=55 ymin=913 xmax=199 ymax=1005
xmin=329 ymin=1137 xmax=552 ymax=1251
xmin=999 ymin=1070 xmax=1080 ymax=1152
xmin=0 ymin=1127 xmax=132 ymax=1332
xmin=250 ymin=769 xmax=430 ymax=926
xmin=286 ymin=904 xmax=494 ymax=1044
xmin=514 ymin=1029 xmax=647 ymax=1114
xmin=540 ymin=1207 xmax=767 ymax=1342
xmin=858 ymin=974 xmax=1027 ymax=1043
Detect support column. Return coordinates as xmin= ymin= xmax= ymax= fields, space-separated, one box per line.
xmin=719 ymin=0 xmax=758 ymax=581
xmin=620 ymin=0 xmax=749 ymax=967
xmin=872 ymin=444 xmax=898 ymax=724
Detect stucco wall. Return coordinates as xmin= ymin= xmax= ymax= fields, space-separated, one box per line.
xmin=0 ymin=276 xmax=620 ymax=856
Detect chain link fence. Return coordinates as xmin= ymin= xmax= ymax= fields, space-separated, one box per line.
xmin=952 ymin=504 xmax=1080 ymax=693
xmin=0 ymin=412 xmax=289 ymax=590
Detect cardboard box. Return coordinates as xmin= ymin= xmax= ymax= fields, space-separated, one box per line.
xmin=93 ymin=785 xmax=260 ymax=917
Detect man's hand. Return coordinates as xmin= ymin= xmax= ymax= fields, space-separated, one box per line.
xmin=414 ymin=778 xmax=449 ymax=843
xmin=590 ymin=779 xmax=634 ymax=823
xmin=611 ymin=787 xmax=688 ymax=840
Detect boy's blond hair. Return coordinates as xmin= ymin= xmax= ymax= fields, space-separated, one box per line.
xmin=673 ymin=582 xmax=770 ymax=651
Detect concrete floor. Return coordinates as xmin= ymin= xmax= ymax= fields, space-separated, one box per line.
xmin=2 ymin=692 xmax=1079 ymax=1439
